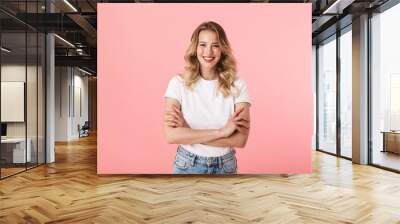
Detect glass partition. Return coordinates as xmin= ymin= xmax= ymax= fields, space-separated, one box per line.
xmin=1 ymin=31 xmax=28 ymax=177
xmin=339 ymin=27 xmax=352 ymax=158
xmin=38 ymin=32 xmax=45 ymax=165
xmin=0 ymin=1 xmax=46 ymax=179
xmin=27 ymin=30 xmax=38 ymax=169
xmin=371 ymin=3 xmax=400 ymax=171
xmin=317 ymin=35 xmax=337 ymax=154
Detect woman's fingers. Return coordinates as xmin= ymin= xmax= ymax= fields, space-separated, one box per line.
xmin=166 ymin=106 xmax=189 ymax=128
xmin=164 ymin=119 xmax=177 ymax=127
xmin=165 ymin=111 xmax=180 ymax=120
xmin=164 ymin=110 xmax=186 ymax=127
xmin=164 ymin=115 xmax=178 ymax=126
xmin=173 ymin=105 xmax=182 ymax=115
xmin=234 ymin=117 xmax=249 ymax=123
xmin=234 ymin=111 xmax=249 ymax=122
xmin=169 ymin=106 xmax=184 ymax=118
xmin=165 ymin=121 xmax=177 ymax=127
xmin=164 ymin=116 xmax=178 ymax=123
xmin=164 ymin=113 xmax=179 ymax=122
xmin=234 ymin=120 xmax=250 ymax=129
xmin=164 ymin=113 xmax=176 ymax=120
xmin=233 ymin=108 xmax=249 ymax=123
xmin=236 ymin=126 xmax=249 ymax=134
xmin=233 ymin=107 xmax=245 ymax=118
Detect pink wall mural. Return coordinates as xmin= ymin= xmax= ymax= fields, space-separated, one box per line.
xmin=98 ymin=3 xmax=312 ymax=174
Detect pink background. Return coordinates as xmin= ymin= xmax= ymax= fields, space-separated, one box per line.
xmin=98 ymin=3 xmax=312 ymax=174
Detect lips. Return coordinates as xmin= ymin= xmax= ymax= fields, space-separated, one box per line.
xmin=203 ymin=56 xmax=215 ymax=63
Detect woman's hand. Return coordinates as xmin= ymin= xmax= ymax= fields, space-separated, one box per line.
xmin=218 ymin=106 xmax=251 ymax=138
xmin=219 ymin=115 xmax=238 ymax=138
xmin=164 ymin=105 xmax=188 ymax=128
xmin=232 ymin=106 xmax=250 ymax=135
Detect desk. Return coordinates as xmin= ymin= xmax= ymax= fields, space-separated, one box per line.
xmin=381 ymin=131 xmax=400 ymax=154
xmin=1 ymin=138 xmax=31 ymax=163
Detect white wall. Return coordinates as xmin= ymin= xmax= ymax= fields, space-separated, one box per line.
xmin=55 ymin=67 xmax=89 ymax=141
xmin=55 ymin=66 xmax=70 ymax=141
xmin=72 ymin=73 xmax=89 ymax=138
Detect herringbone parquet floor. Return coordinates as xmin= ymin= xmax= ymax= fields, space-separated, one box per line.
xmin=1 ymin=134 xmax=400 ymax=224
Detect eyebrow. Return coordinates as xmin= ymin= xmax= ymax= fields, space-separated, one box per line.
xmin=199 ymin=41 xmax=220 ymax=44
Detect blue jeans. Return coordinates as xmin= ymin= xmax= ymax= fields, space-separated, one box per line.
xmin=172 ymin=146 xmax=237 ymax=174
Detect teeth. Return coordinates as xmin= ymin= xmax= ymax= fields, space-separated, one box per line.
xmin=203 ymin=57 xmax=214 ymax=61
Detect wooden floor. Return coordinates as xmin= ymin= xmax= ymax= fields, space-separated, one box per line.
xmin=1 ymin=135 xmax=400 ymax=223
xmin=0 ymin=167 xmax=26 ymax=178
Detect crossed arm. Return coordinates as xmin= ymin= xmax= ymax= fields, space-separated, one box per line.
xmin=163 ymin=98 xmax=251 ymax=148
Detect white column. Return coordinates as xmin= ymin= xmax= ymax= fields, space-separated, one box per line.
xmin=46 ymin=1 xmax=55 ymax=163
xmin=46 ymin=33 xmax=55 ymax=163
xmin=352 ymin=14 xmax=369 ymax=164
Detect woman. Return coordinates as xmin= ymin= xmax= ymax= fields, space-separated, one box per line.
xmin=163 ymin=21 xmax=251 ymax=174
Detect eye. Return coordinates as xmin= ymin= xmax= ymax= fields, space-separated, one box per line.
xmin=199 ymin=43 xmax=206 ymax=47
xmin=212 ymin=44 xmax=220 ymax=48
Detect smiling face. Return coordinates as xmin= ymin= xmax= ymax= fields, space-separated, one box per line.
xmin=196 ymin=30 xmax=222 ymax=71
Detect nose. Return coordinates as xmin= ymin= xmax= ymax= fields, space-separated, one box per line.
xmin=204 ymin=46 xmax=212 ymax=55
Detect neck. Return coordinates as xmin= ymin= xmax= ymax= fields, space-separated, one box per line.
xmin=200 ymin=67 xmax=217 ymax=80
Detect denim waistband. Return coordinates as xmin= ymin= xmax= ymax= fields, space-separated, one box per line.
xmin=176 ymin=145 xmax=235 ymax=166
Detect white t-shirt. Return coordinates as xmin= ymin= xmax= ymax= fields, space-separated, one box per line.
xmin=164 ymin=75 xmax=250 ymax=157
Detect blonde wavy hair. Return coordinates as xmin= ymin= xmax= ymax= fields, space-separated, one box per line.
xmin=182 ymin=21 xmax=238 ymax=98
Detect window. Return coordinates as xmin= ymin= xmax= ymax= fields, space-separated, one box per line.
xmin=317 ymin=35 xmax=337 ymax=154
xmin=371 ymin=3 xmax=400 ymax=171
xmin=339 ymin=27 xmax=352 ymax=158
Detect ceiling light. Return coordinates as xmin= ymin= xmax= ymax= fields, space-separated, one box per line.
xmin=1 ymin=47 xmax=11 ymax=53
xmin=322 ymin=0 xmax=355 ymax=15
xmin=54 ymin=34 xmax=75 ymax=48
xmin=78 ymin=67 xmax=93 ymax=76
xmin=63 ymin=0 xmax=78 ymax=12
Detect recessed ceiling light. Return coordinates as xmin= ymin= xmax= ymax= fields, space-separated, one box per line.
xmin=78 ymin=67 xmax=93 ymax=76
xmin=63 ymin=0 xmax=78 ymax=12
xmin=54 ymin=34 xmax=75 ymax=48
xmin=1 ymin=47 xmax=11 ymax=53
xmin=322 ymin=0 xmax=355 ymax=15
